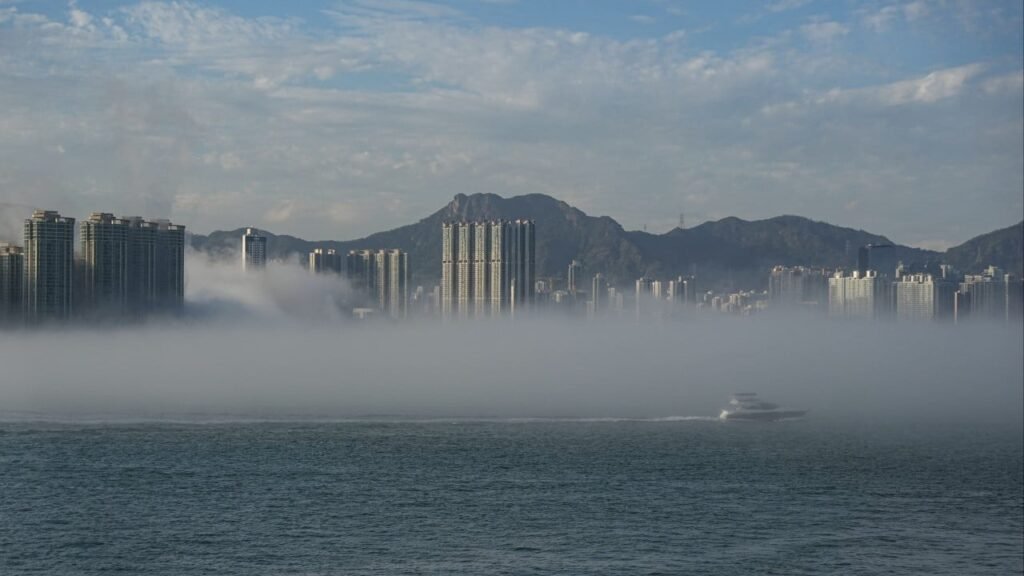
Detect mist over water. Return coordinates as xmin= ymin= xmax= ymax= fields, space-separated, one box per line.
xmin=0 ymin=252 xmax=1020 ymax=422
xmin=1 ymin=315 xmax=1021 ymax=423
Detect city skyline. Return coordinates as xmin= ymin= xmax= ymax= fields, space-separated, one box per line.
xmin=0 ymin=1 xmax=1020 ymax=249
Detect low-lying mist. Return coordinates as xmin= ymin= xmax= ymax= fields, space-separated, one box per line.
xmin=0 ymin=252 xmax=1021 ymax=424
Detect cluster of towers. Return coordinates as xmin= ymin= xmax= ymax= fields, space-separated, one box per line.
xmin=0 ymin=210 xmax=186 ymax=325
xmin=440 ymin=220 xmax=536 ymax=319
xmin=767 ymin=262 xmax=1023 ymax=322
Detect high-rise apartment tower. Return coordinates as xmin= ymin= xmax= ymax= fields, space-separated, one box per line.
xmin=24 ymin=210 xmax=75 ymax=322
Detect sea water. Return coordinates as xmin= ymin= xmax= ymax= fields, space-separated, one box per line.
xmin=1 ymin=419 xmax=1021 ymax=575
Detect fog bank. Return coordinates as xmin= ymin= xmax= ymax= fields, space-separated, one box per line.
xmin=1 ymin=318 xmax=1020 ymax=424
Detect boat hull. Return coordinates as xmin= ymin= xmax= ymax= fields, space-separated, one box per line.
xmin=719 ymin=410 xmax=807 ymax=422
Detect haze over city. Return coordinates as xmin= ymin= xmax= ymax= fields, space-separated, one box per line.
xmin=1 ymin=3 xmax=1022 ymax=575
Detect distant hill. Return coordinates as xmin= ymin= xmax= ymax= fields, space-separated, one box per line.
xmin=190 ymin=193 xmax=1020 ymax=290
xmin=943 ymin=221 xmax=1023 ymax=277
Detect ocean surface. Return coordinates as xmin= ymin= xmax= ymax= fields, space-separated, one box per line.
xmin=0 ymin=418 xmax=1021 ymax=575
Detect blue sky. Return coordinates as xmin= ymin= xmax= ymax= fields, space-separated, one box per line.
xmin=0 ymin=0 xmax=1021 ymax=248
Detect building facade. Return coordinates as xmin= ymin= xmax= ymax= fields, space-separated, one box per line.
xmin=124 ymin=217 xmax=157 ymax=313
xmin=24 ymin=210 xmax=75 ymax=322
xmin=0 ymin=243 xmax=24 ymax=325
xmin=894 ymin=273 xmax=955 ymax=321
xmin=347 ymin=249 xmax=408 ymax=319
xmin=769 ymin=266 xmax=829 ymax=310
xmin=309 ymin=248 xmax=342 ymax=274
xmin=440 ymin=220 xmax=535 ymax=319
xmin=80 ymin=212 xmax=129 ymax=316
xmin=154 ymin=220 xmax=186 ymax=310
xmin=828 ymin=270 xmax=893 ymax=320
xmin=242 ymin=228 xmax=267 ymax=271
xmin=957 ymin=267 xmax=1024 ymax=323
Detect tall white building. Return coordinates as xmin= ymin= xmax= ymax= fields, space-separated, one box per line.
xmin=635 ymin=277 xmax=654 ymax=320
xmin=828 ymin=270 xmax=893 ymax=320
xmin=590 ymin=273 xmax=605 ymax=313
xmin=895 ymin=273 xmax=955 ymax=321
xmin=24 ymin=210 xmax=75 ymax=322
xmin=242 ymin=228 xmax=267 ymax=271
xmin=441 ymin=223 xmax=458 ymax=319
xmin=440 ymin=220 xmax=535 ymax=319
xmin=378 ymin=249 xmax=408 ymax=319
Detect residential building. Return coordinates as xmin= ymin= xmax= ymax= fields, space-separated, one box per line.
xmin=80 ymin=212 xmax=128 ymax=316
xmin=957 ymin=267 xmax=1024 ymax=323
xmin=347 ymin=248 xmax=408 ymax=319
xmin=123 ymin=217 xmax=157 ymax=313
xmin=768 ymin=266 xmax=829 ymax=310
xmin=242 ymin=228 xmax=267 ymax=271
xmin=0 ymin=243 xmax=24 ymax=324
xmin=895 ymin=273 xmax=955 ymax=321
xmin=153 ymin=220 xmax=186 ymax=310
xmin=828 ymin=270 xmax=893 ymax=320
xmin=24 ymin=210 xmax=75 ymax=322
xmin=309 ymin=248 xmax=342 ymax=274
xmin=439 ymin=220 xmax=535 ymax=319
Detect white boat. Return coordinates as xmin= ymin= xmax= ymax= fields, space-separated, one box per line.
xmin=719 ymin=393 xmax=807 ymax=421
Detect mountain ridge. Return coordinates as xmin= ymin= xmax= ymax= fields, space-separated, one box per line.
xmin=188 ymin=193 xmax=1023 ymax=290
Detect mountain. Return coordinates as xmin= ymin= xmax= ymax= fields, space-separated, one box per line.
xmin=190 ymin=193 xmax=1018 ymax=289
xmin=943 ymin=221 xmax=1023 ymax=277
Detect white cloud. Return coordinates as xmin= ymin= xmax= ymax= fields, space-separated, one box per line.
xmin=982 ymin=71 xmax=1024 ymax=95
xmin=875 ymin=63 xmax=985 ymax=104
xmin=767 ymin=0 xmax=812 ymax=12
xmin=800 ymin=20 xmax=847 ymax=44
xmin=0 ymin=0 xmax=1019 ymax=249
xmin=816 ymin=64 xmax=986 ymax=106
xmin=265 ymin=199 xmax=299 ymax=223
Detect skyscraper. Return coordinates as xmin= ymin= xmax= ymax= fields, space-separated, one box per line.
xmin=378 ymin=249 xmax=408 ymax=319
xmin=635 ymin=276 xmax=653 ymax=320
xmin=957 ymin=267 xmax=1024 ymax=323
xmin=457 ymin=221 xmax=473 ymax=318
xmin=895 ymin=273 xmax=955 ymax=321
xmin=828 ymin=270 xmax=893 ymax=320
xmin=154 ymin=220 xmax=186 ymax=310
xmin=123 ymin=217 xmax=157 ymax=314
xmin=80 ymin=212 xmax=128 ymax=316
xmin=568 ymin=260 xmax=582 ymax=295
xmin=309 ymin=248 xmax=342 ymax=274
xmin=441 ymin=223 xmax=458 ymax=319
xmin=506 ymin=219 xmax=536 ymax=315
xmin=590 ymin=273 xmax=605 ymax=312
xmin=473 ymin=222 xmax=490 ymax=318
xmin=242 ymin=228 xmax=267 ymax=271
xmin=0 ymin=243 xmax=24 ymax=325
xmin=24 ymin=209 xmax=75 ymax=322
xmin=346 ymin=248 xmax=408 ymax=319
xmin=769 ymin=266 xmax=829 ymax=310
xmin=440 ymin=220 xmax=535 ymax=319
xmin=347 ymin=249 xmax=376 ymax=294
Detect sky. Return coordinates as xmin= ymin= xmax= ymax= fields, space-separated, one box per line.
xmin=0 ymin=0 xmax=1021 ymax=249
